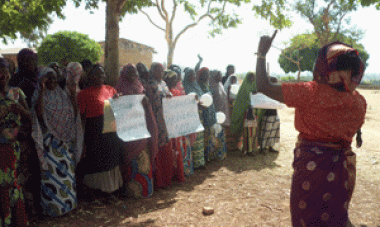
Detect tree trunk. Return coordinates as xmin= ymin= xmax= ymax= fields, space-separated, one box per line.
xmin=105 ymin=0 xmax=120 ymax=86
xmin=166 ymin=43 xmax=175 ymax=68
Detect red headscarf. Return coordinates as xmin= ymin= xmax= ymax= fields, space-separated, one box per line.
xmin=116 ymin=64 xmax=158 ymax=166
xmin=313 ymin=42 xmax=365 ymax=92
xmin=115 ymin=64 xmax=144 ymax=95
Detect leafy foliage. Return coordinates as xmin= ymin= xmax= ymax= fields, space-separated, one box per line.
xmin=37 ymin=30 xmax=103 ymax=65
xmin=0 ymin=0 xmax=67 ymax=43
xmin=278 ymin=33 xmax=370 ymax=73
xmin=252 ymin=0 xmax=293 ymax=29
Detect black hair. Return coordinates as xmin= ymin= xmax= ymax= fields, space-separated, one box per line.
xmin=80 ymin=59 xmax=93 ymax=70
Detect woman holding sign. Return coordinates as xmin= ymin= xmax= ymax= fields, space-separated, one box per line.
xmin=164 ymin=70 xmax=191 ymax=176
xmin=256 ymin=30 xmax=366 ymax=226
xmin=115 ymin=64 xmax=158 ymax=198
xmin=76 ymin=64 xmax=124 ymax=200
xmin=145 ymin=63 xmax=184 ymax=189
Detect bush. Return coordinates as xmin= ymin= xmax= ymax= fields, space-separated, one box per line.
xmin=37 ymin=31 xmax=103 ymax=66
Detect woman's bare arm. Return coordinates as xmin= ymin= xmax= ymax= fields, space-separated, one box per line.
xmin=255 ymin=30 xmax=284 ymax=103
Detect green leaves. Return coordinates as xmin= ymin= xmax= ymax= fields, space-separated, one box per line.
xmin=0 ymin=0 xmax=67 ymax=42
xmin=278 ymin=32 xmax=370 ymax=73
xmin=252 ymin=0 xmax=292 ymax=29
xmin=37 ymin=30 xmax=103 ymax=65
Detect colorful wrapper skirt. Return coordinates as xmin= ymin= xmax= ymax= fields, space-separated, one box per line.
xmin=290 ymin=137 xmax=356 ymax=227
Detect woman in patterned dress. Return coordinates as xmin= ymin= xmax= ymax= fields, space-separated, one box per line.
xmin=31 ymin=67 xmax=83 ymax=217
xmin=0 ymin=58 xmax=30 ymax=226
xmin=256 ymin=31 xmax=366 ymax=226
xmin=144 ymin=63 xmax=184 ymax=189
xmin=115 ymin=64 xmax=158 ymax=198
xmin=182 ymin=68 xmax=206 ymax=170
xmin=164 ymin=70 xmax=192 ymax=177
xmin=230 ymin=72 xmax=264 ymax=155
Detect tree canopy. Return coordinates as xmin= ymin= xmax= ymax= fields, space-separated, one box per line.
xmin=37 ymin=30 xmax=103 ymax=65
xmin=0 ymin=0 xmax=67 ymax=43
xmin=278 ymin=33 xmax=369 ymax=73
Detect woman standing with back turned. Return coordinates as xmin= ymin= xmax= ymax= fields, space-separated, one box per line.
xmin=256 ymin=30 xmax=366 ymax=226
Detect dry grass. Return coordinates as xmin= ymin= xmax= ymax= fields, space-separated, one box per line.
xmin=35 ymin=89 xmax=380 ymax=227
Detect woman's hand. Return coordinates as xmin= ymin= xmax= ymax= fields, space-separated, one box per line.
xmin=258 ymin=30 xmax=278 ymax=56
xmin=197 ymin=54 xmax=203 ymax=61
xmin=356 ymin=134 xmax=363 ymax=148
xmin=112 ymin=92 xmax=123 ymax=99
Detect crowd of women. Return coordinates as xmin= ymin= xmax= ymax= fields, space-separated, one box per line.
xmin=1 ymin=31 xmax=366 ymax=226
xmin=0 ymin=48 xmax=280 ymax=226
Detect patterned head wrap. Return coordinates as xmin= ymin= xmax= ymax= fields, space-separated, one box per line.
xmin=115 ymin=64 xmax=144 ymax=95
xmin=313 ymin=41 xmax=365 ymax=92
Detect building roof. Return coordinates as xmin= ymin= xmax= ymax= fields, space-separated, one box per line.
xmin=0 ymin=48 xmax=37 ymax=55
xmin=98 ymin=38 xmax=157 ymax=54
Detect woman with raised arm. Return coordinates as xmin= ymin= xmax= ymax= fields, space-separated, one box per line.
xmin=256 ymin=30 xmax=366 ymax=226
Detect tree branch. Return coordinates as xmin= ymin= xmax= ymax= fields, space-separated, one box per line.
xmin=332 ymin=12 xmax=348 ymax=40
xmin=140 ymin=9 xmax=166 ymax=32
xmin=173 ymin=14 xmax=214 ymax=46
xmin=169 ymin=0 xmax=177 ymax=25
xmin=161 ymin=0 xmax=169 ymax=21
xmin=155 ymin=0 xmax=166 ymax=20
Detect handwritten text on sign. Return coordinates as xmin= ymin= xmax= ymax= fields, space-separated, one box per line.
xmin=109 ymin=95 xmax=151 ymax=142
xmin=163 ymin=95 xmax=204 ymax=139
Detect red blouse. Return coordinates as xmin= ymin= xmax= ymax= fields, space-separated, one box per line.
xmin=77 ymin=85 xmax=117 ymax=118
xmin=282 ymin=81 xmax=366 ymax=143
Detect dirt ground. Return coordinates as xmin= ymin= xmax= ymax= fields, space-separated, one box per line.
xmin=35 ymin=89 xmax=380 ymax=227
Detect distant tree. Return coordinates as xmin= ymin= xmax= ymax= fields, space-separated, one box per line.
xmin=37 ymin=31 xmax=103 ymax=65
xmin=140 ymin=0 xmax=293 ymax=67
xmin=278 ymin=33 xmax=369 ymax=76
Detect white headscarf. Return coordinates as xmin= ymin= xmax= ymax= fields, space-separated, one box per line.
xmin=223 ymin=74 xmax=238 ymax=99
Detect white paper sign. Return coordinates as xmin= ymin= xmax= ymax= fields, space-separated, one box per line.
xmin=108 ymin=95 xmax=151 ymax=142
xmin=163 ymin=95 xmax=204 ymax=139
xmin=251 ymin=92 xmax=286 ymax=109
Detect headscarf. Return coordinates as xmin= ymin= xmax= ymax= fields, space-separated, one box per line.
xmin=32 ymin=67 xmax=83 ymax=169
xmin=230 ymin=72 xmax=263 ymax=136
xmin=197 ymin=67 xmax=209 ymax=83
xmin=116 ymin=64 xmax=144 ymax=95
xmin=183 ymin=68 xmax=203 ymax=96
xmin=163 ymin=70 xmax=177 ymax=88
xmin=136 ymin=62 xmax=149 ymax=85
xmin=313 ymin=41 xmax=365 ymax=92
xmin=66 ymin=62 xmax=83 ymax=93
xmin=9 ymin=48 xmax=39 ymax=108
xmin=209 ymin=70 xmax=230 ymax=126
xmin=224 ymin=74 xmax=238 ymax=95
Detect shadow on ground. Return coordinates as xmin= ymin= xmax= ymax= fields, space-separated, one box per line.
xmin=35 ymin=150 xmax=281 ymax=227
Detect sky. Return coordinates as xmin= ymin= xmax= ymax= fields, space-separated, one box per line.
xmin=1 ymin=1 xmax=380 ymax=76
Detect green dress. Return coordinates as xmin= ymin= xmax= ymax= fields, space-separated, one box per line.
xmin=230 ymin=75 xmax=265 ymax=151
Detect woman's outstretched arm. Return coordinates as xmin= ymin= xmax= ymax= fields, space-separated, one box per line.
xmin=255 ymin=30 xmax=284 ymax=103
